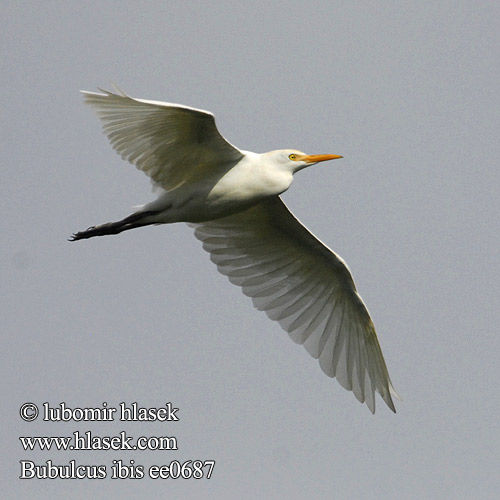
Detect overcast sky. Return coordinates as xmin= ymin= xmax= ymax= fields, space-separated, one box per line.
xmin=3 ymin=1 xmax=500 ymax=499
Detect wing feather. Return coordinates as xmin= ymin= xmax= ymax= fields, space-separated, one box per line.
xmin=82 ymin=89 xmax=243 ymax=190
xmin=191 ymin=196 xmax=398 ymax=413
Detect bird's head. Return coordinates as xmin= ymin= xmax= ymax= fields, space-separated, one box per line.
xmin=268 ymin=149 xmax=343 ymax=174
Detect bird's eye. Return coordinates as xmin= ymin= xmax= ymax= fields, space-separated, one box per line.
xmin=288 ymin=154 xmax=296 ymax=160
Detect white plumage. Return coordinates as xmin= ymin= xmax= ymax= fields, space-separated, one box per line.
xmin=72 ymin=88 xmax=398 ymax=413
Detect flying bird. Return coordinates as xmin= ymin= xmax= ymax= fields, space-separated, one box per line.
xmin=71 ymin=88 xmax=398 ymax=413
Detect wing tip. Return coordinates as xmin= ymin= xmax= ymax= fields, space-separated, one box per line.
xmin=80 ymin=84 xmax=129 ymax=100
xmin=378 ymin=383 xmax=399 ymax=414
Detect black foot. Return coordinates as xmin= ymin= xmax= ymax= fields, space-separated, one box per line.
xmin=69 ymin=210 xmax=160 ymax=241
xmin=68 ymin=225 xmax=112 ymax=241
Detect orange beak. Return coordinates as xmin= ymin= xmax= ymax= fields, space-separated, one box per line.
xmin=299 ymin=154 xmax=343 ymax=164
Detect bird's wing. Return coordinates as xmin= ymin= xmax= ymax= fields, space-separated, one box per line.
xmin=82 ymin=89 xmax=244 ymax=191
xmin=191 ymin=196 xmax=398 ymax=413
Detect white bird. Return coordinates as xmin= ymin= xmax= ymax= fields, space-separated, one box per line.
xmin=71 ymin=88 xmax=398 ymax=413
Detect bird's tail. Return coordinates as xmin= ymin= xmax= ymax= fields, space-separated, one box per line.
xmin=69 ymin=210 xmax=159 ymax=241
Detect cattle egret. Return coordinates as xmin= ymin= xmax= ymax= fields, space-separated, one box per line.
xmin=71 ymin=88 xmax=398 ymax=413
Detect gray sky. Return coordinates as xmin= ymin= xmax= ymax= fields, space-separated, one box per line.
xmin=3 ymin=1 xmax=499 ymax=498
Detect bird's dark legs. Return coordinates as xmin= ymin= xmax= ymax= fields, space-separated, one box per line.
xmin=69 ymin=210 xmax=159 ymax=241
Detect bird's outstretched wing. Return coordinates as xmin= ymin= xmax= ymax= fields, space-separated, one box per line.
xmin=191 ymin=196 xmax=398 ymax=413
xmin=82 ymin=89 xmax=244 ymax=191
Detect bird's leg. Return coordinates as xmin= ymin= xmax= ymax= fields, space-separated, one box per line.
xmin=69 ymin=210 xmax=159 ymax=241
